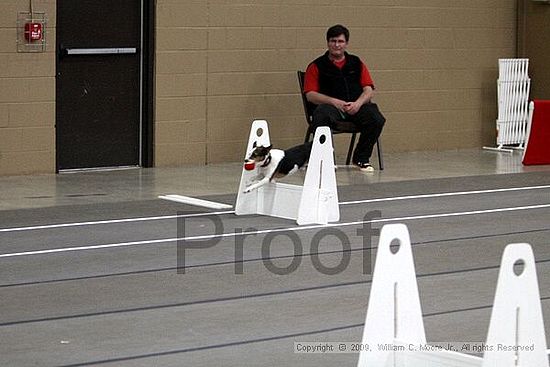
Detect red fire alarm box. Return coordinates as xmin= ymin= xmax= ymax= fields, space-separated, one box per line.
xmin=24 ymin=22 xmax=42 ymax=41
xmin=17 ymin=11 xmax=47 ymax=52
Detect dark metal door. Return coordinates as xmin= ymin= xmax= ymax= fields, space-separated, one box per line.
xmin=56 ymin=0 xmax=142 ymax=170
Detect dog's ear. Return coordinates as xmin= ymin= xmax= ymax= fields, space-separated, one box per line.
xmin=252 ymin=141 xmax=257 ymax=148
xmin=266 ymin=145 xmax=273 ymax=151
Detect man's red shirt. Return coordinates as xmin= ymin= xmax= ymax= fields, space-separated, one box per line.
xmin=304 ymin=58 xmax=374 ymax=95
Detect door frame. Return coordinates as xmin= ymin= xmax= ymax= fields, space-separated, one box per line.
xmin=141 ymin=0 xmax=155 ymax=168
xmin=55 ymin=0 xmax=155 ymax=171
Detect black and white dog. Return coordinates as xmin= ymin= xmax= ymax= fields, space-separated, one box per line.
xmin=243 ymin=141 xmax=313 ymax=193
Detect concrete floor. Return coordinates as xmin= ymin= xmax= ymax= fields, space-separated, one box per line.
xmin=0 ymin=148 xmax=548 ymax=211
xmin=1 ymin=148 xmax=550 ymax=367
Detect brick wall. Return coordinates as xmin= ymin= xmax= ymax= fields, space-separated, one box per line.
xmin=0 ymin=0 xmax=56 ymax=175
xmin=0 ymin=0 xmax=518 ymax=174
xmin=155 ymin=0 xmax=517 ymax=166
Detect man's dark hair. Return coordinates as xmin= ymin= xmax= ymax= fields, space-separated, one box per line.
xmin=326 ymin=24 xmax=350 ymax=42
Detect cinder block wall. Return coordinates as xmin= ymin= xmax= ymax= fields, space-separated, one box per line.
xmin=0 ymin=0 xmax=56 ymax=175
xmin=155 ymin=0 xmax=517 ymax=166
xmin=0 ymin=0 xmax=519 ymax=175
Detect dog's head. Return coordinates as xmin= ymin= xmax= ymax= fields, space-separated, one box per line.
xmin=245 ymin=145 xmax=272 ymax=163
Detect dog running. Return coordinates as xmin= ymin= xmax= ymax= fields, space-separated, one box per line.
xmin=242 ymin=141 xmax=313 ymax=193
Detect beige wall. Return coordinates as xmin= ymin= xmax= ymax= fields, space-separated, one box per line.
xmin=155 ymin=0 xmax=517 ymax=166
xmin=0 ymin=0 xmax=56 ymax=175
xmin=0 ymin=0 xmax=518 ymax=175
xmin=518 ymin=0 xmax=550 ymax=99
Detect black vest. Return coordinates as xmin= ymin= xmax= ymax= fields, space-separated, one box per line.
xmin=313 ymin=51 xmax=364 ymax=102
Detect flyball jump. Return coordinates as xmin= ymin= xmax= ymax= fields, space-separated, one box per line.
xmin=235 ymin=120 xmax=340 ymax=225
xmin=358 ymin=224 xmax=549 ymax=367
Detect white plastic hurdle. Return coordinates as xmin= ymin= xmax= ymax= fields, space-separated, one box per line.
xmin=484 ymin=58 xmax=531 ymax=153
xmin=358 ymin=224 xmax=548 ymax=367
xmin=235 ymin=120 xmax=339 ymax=226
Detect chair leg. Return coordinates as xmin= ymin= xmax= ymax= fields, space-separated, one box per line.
xmin=304 ymin=125 xmax=314 ymax=144
xmin=346 ymin=133 xmax=357 ymax=165
xmin=376 ymin=138 xmax=384 ymax=170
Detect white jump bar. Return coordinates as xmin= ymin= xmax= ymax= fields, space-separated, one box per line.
xmin=158 ymin=194 xmax=233 ymax=210
xmin=66 ymin=47 xmax=137 ymax=55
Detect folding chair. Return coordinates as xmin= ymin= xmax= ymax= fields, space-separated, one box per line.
xmin=297 ymin=70 xmax=384 ymax=169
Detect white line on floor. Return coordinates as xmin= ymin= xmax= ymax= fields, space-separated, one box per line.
xmin=1 ymin=184 xmax=549 ymax=233
xmin=1 ymin=203 xmax=549 ymax=259
xmin=158 ymin=195 xmax=233 ymax=210
xmin=0 ymin=211 xmax=232 ymax=233
xmin=340 ymin=184 xmax=550 ymax=205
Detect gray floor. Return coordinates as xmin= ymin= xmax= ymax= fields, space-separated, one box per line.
xmin=1 ymin=148 xmax=549 ymax=211
xmin=1 ymin=148 xmax=550 ymax=366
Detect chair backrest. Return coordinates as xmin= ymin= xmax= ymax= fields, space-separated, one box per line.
xmin=297 ymin=70 xmax=317 ymax=125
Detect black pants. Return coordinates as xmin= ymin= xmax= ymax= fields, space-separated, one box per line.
xmin=311 ymin=103 xmax=385 ymax=163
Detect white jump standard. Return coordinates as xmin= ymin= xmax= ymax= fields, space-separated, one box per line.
xmin=235 ymin=120 xmax=339 ymax=226
xmin=358 ymin=224 xmax=549 ymax=367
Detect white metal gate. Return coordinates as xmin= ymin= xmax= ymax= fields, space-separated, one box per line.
xmin=484 ymin=58 xmax=531 ymax=153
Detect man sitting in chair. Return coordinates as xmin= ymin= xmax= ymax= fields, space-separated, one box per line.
xmin=304 ymin=24 xmax=385 ymax=172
